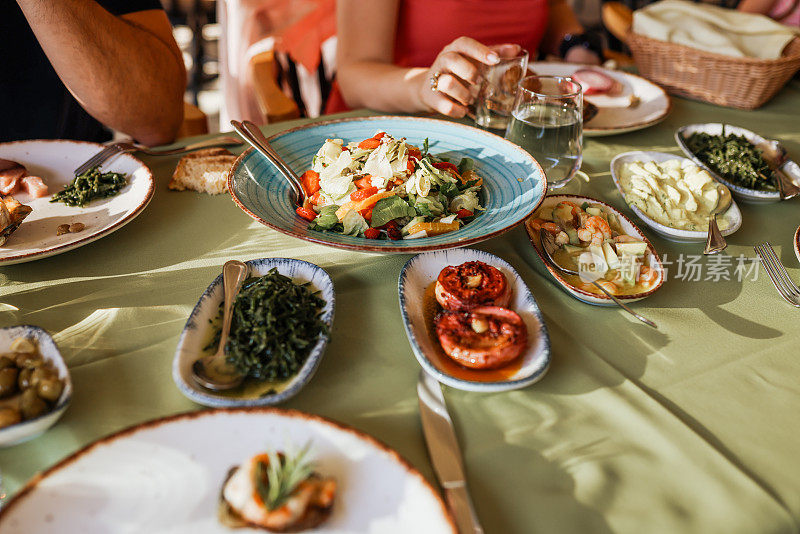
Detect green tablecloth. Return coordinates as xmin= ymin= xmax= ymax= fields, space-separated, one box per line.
xmin=2 ymin=83 xmax=799 ymax=533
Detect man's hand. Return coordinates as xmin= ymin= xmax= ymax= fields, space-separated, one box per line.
xmin=17 ymin=0 xmax=186 ymax=146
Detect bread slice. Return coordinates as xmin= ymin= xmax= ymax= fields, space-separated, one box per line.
xmin=169 ymin=148 xmax=237 ymax=194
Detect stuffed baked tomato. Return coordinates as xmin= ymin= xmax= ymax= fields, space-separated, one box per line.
xmin=434 ymin=306 xmax=527 ymax=369
xmin=435 ymin=261 xmax=510 ymax=310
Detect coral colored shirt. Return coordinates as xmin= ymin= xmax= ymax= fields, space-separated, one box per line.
xmin=327 ymin=0 xmax=549 ymax=112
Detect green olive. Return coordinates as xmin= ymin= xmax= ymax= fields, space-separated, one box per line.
xmin=30 ymin=367 xmax=57 ymax=388
xmin=15 ymin=352 xmax=43 ymax=369
xmin=20 ymin=388 xmax=48 ymax=420
xmin=0 ymin=367 xmax=19 ymax=398
xmin=0 ymin=407 xmax=21 ymax=429
xmin=0 ymin=356 xmax=15 ymax=370
xmin=36 ymin=378 xmax=63 ymax=403
xmin=18 ymin=367 xmax=33 ymax=390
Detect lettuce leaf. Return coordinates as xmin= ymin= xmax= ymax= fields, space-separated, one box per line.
xmin=370 ymin=196 xmax=417 ymax=227
xmin=342 ymin=209 xmax=369 ymax=236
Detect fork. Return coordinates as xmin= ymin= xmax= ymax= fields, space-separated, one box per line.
xmin=73 ymin=136 xmax=243 ymax=176
xmin=754 ymin=242 xmax=800 ymax=307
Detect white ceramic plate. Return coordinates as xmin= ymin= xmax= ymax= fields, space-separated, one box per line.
xmin=398 ymin=248 xmax=550 ymax=392
xmin=524 ymin=194 xmax=666 ymax=306
xmin=610 ymin=151 xmax=742 ymax=243
xmin=530 ymin=62 xmax=671 ymax=136
xmin=675 ymin=123 xmax=800 ymax=204
xmin=0 ymin=325 xmax=72 ymax=447
xmin=0 ymin=408 xmax=455 ymax=533
xmin=0 ymin=140 xmax=154 ymax=265
xmin=173 ymin=258 xmax=335 ymax=408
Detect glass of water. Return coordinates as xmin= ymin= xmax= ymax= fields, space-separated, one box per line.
xmin=474 ymin=49 xmax=529 ymax=135
xmin=505 ymin=75 xmax=583 ymax=190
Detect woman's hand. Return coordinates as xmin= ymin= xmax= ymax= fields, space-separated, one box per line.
xmin=419 ymin=37 xmax=521 ymax=118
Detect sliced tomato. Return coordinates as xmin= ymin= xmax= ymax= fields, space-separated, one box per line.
xmin=363 ymin=228 xmax=381 ymax=239
xmin=360 ymin=207 xmax=373 ymax=221
xmin=300 ymin=169 xmax=320 ymax=196
xmin=407 ymin=147 xmax=421 ymax=160
xmin=407 ymin=159 xmax=415 ymax=172
xmin=350 ymin=186 xmax=378 ymax=201
xmin=354 ymin=176 xmax=373 ymax=189
xmin=358 ymin=138 xmax=381 ymax=150
xmin=373 ymin=131 xmax=386 ymax=141
xmin=456 ymin=209 xmax=473 ymax=219
xmin=432 ymin=161 xmax=461 ymax=179
xmin=295 ymin=206 xmax=317 ymax=221
xmin=309 ymin=190 xmax=322 ymax=205
xmin=435 ymin=306 xmax=527 ymax=369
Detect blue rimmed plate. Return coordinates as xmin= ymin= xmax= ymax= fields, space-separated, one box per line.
xmin=228 ymin=116 xmax=546 ymax=253
xmin=172 ymin=258 xmax=335 ymax=407
xmin=398 ymin=248 xmax=550 ymax=392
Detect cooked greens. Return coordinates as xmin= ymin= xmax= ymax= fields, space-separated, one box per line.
xmin=205 ymin=268 xmax=327 ymax=381
xmin=685 ymin=131 xmax=777 ymax=191
xmin=50 ymin=166 xmax=128 ymax=207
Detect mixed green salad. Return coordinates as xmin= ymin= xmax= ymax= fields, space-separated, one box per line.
xmin=294 ymin=132 xmax=484 ymax=240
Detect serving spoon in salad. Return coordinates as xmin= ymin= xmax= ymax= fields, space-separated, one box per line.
xmin=192 ymin=260 xmax=249 ymax=391
xmin=540 ymin=229 xmax=658 ymax=329
xmin=231 ymin=119 xmax=306 ymax=206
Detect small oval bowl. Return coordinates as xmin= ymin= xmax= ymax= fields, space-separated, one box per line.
xmin=610 ymin=151 xmax=742 ymax=243
xmin=398 ymin=248 xmax=550 ymax=392
xmin=524 ymin=194 xmax=666 ymax=306
xmin=0 ymin=326 xmax=72 ymax=447
xmin=172 ymin=258 xmax=335 ymax=408
xmin=675 ymin=123 xmax=799 ymax=204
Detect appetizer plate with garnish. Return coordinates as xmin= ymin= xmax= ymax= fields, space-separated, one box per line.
xmin=529 ymin=62 xmax=671 ymax=136
xmin=0 ymin=325 xmax=72 ymax=447
xmin=525 ymin=195 xmax=665 ymax=306
xmin=398 ymin=248 xmax=550 ymax=392
xmin=173 ymin=258 xmax=334 ymax=408
xmin=0 ymin=408 xmax=456 ymax=533
xmin=610 ymin=151 xmax=742 ymax=242
xmin=0 ymin=140 xmax=154 ymax=265
xmin=676 ymin=123 xmax=800 ymax=203
xmin=229 ymin=116 xmax=546 ymax=253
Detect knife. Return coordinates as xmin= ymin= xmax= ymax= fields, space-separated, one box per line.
xmin=417 ymin=370 xmax=484 ymax=534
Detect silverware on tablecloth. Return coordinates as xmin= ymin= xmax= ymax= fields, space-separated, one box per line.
xmin=417 ymin=370 xmax=484 ymax=534
xmin=704 ymin=185 xmax=731 ymax=255
xmin=73 ymin=136 xmax=243 ymax=176
xmin=230 ymin=119 xmax=306 ymax=206
xmin=540 ymin=229 xmax=658 ymax=328
xmin=754 ymin=242 xmax=800 ymax=307
xmin=191 ymin=260 xmax=249 ymax=390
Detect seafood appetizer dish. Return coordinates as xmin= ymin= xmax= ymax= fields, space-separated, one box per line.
xmin=0 ymin=158 xmax=46 ymax=245
xmin=528 ymin=199 xmax=660 ymax=297
xmin=295 ymin=132 xmax=483 ymax=240
xmin=433 ymin=261 xmax=527 ymax=370
xmin=219 ymin=443 xmax=336 ymax=532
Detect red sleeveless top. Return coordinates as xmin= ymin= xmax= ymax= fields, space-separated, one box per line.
xmin=326 ymin=0 xmax=548 ymax=112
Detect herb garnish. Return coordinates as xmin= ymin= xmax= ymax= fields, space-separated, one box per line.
xmin=253 ymin=444 xmax=314 ymax=511
xmin=205 ymin=268 xmax=327 ymax=381
xmin=50 ymin=166 xmax=128 ymax=207
xmin=685 ymin=132 xmax=777 ymax=191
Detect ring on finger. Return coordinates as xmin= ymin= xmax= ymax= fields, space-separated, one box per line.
xmin=430 ymin=71 xmax=442 ymax=92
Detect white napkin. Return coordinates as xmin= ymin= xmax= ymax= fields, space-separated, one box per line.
xmin=633 ymin=0 xmax=800 ymax=59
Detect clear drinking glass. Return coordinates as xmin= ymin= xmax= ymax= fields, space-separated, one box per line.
xmin=474 ymin=49 xmax=529 ymax=134
xmin=505 ymin=75 xmax=583 ymax=190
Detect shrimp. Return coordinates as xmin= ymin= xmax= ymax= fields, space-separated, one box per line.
xmin=596 ymin=281 xmax=619 ymax=295
xmin=613 ymin=235 xmax=639 ymax=243
xmin=578 ymin=215 xmax=611 ymax=246
xmin=638 ymin=265 xmax=658 ymax=286
xmin=555 ymin=231 xmax=569 ymax=245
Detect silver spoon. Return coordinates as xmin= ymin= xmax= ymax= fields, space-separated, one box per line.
xmin=704 ymin=185 xmax=732 ymax=255
xmin=191 ymin=260 xmax=249 ymax=391
xmin=230 ymin=119 xmax=306 ymax=206
xmin=539 ymin=229 xmax=658 ymax=329
xmin=763 ymin=140 xmax=800 ymax=200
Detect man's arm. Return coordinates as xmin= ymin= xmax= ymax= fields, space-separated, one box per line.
xmin=16 ymin=0 xmax=186 ymax=146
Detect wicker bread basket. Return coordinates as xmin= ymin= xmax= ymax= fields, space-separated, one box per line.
xmin=626 ymin=32 xmax=800 ymax=109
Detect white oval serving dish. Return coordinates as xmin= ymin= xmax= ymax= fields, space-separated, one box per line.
xmin=398 ymin=248 xmax=550 ymax=393
xmin=0 ymin=325 xmax=72 ymax=447
xmin=172 ymin=258 xmax=335 ymax=408
xmin=525 ymin=194 xmax=666 ymax=306
xmin=675 ymin=123 xmax=800 ymax=204
xmin=610 ymin=150 xmax=743 ymax=243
